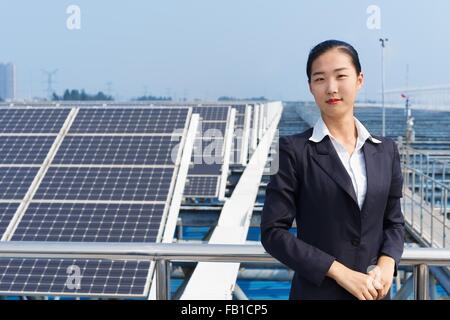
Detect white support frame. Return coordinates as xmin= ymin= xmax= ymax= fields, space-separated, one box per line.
xmin=218 ymin=108 xmax=236 ymax=201
xmin=239 ymin=105 xmax=252 ymax=166
xmin=258 ymin=103 xmax=264 ymax=141
xmin=249 ymin=104 xmax=259 ymax=157
xmin=180 ymin=102 xmax=283 ymax=300
xmin=147 ymin=113 xmax=199 ymax=299
xmin=161 ymin=113 xmax=199 ymax=244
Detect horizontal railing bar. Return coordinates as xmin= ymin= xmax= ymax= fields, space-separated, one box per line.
xmin=0 ymin=242 xmax=448 ymax=266
xmin=403 ymin=166 xmax=449 ymax=190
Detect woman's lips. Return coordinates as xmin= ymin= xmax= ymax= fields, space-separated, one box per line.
xmin=326 ymin=98 xmax=343 ymax=105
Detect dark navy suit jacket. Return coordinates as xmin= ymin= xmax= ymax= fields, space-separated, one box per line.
xmin=260 ymin=128 xmax=405 ymax=300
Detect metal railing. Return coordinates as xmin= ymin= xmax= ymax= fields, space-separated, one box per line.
xmin=399 ymin=143 xmax=450 ymax=248
xmin=0 ymin=242 xmax=448 ymax=300
xmin=400 ymin=144 xmax=449 ymax=182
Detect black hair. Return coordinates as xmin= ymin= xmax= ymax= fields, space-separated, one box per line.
xmin=306 ymin=39 xmax=362 ymax=83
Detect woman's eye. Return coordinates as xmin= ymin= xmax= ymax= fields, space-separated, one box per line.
xmin=337 ymin=75 xmax=347 ymax=79
xmin=314 ymin=78 xmax=324 ymax=82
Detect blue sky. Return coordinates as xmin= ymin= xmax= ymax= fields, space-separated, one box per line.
xmin=1 ymin=0 xmax=449 ymax=101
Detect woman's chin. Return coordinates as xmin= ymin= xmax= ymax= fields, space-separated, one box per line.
xmin=318 ymin=104 xmax=353 ymax=117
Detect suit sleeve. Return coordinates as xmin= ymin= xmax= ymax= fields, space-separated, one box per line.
xmin=379 ymin=140 xmax=405 ymax=276
xmin=260 ymin=136 xmax=336 ymax=287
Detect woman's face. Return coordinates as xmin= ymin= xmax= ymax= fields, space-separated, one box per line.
xmin=309 ymin=48 xmax=363 ymax=119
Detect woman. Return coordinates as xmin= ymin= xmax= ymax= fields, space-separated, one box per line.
xmin=260 ymin=40 xmax=405 ymax=300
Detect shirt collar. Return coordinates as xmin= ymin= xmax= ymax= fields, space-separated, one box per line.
xmin=309 ymin=116 xmax=382 ymax=144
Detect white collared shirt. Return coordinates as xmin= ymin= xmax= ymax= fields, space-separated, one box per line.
xmin=309 ymin=116 xmax=382 ymax=209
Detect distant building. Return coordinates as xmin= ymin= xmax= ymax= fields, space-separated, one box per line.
xmin=0 ymin=63 xmax=16 ymax=101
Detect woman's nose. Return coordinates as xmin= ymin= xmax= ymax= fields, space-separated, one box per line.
xmin=326 ymin=80 xmax=338 ymax=95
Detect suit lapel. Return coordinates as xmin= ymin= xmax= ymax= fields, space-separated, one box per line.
xmin=361 ymin=140 xmax=383 ymax=212
xmin=310 ymin=136 xmax=358 ymax=207
xmin=310 ymin=136 xmax=384 ymax=211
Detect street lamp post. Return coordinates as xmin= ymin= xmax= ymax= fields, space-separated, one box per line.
xmin=379 ymin=38 xmax=388 ymax=137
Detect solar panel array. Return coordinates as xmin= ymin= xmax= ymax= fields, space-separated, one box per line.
xmin=183 ymin=106 xmax=232 ymax=198
xmin=131 ymin=102 xmax=251 ymax=197
xmin=0 ymin=108 xmax=71 ymax=133
xmin=0 ymin=102 xmax=256 ymax=198
xmin=0 ymin=107 xmax=193 ymax=298
xmin=0 ymin=108 xmax=71 ymax=243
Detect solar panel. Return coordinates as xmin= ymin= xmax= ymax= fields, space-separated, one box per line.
xmin=34 ymin=167 xmax=174 ymax=202
xmin=53 ymin=136 xmax=180 ymax=165
xmin=183 ymin=176 xmax=219 ymax=197
xmin=12 ymin=203 xmax=165 ymax=242
xmin=0 ymin=109 xmax=70 ymax=133
xmin=0 ymin=167 xmax=39 ymax=200
xmin=192 ymin=138 xmax=224 ymax=158
xmin=0 ymin=106 xmax=196 ymax=298
xmin=0 ymin=136 xmax=56 ymax=164
xmin=183 ymin=105 xmax=234 ymax=198
xmin=192 ymin=106 xmax=229 ymax=121
xmin=188 ymin=163 xmax=222 ymax=175
xmin=0 ymin=257 xmax=150 ymax=297
xmin=229 ymin=104 xmax=251 ymax=166
xmin=199 ymin=122 xmax=227 ymax=135
xmin=231 ymin=104 xmax=246 ymax=114
xmin=69 ymin=108 xmax=189 ymax=134
xmin=0 ymin=203 xmax=20 ymax=239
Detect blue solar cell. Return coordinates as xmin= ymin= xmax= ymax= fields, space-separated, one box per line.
xmin=198 ymin=122 xmax=227 ymax=138
xmin=184 ymin=176 xmax=219 ymax=197
xmin=0 ymin=109 xmax=70 ymax=133
xmin=34 ymin=167 xmax=174 ymax=201
xmin=0 ymin=136 xmax=55 ymax=164
xmin=53 ymin=136 xmax=180 ymax=165
xmin=12 ymin=203 xmax=165 ymax=242
xmin=0 ymin=258 xmax=150 ymax=297
xmin=192 ymin=138 xmax=224 ymax=160
xmin=188 ymin=164 xmax=222 ymax=175
xmin=193 ymin=106 xmax=229 ymax=121
xmin=0 ymin=167 xmax=39 ymax=200
xmin=69 ymin=108 xmax=189 ymax=133
xmin=231 ymin=104 xmax=246 ymax=114
xmin=0 ymin=203 xmax=19 ymax=238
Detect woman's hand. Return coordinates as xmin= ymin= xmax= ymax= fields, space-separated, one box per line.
xmin=368 ymin=256 xmax=395 ymax=300
xmin=327 ymin=261 xmax=379 ymax=300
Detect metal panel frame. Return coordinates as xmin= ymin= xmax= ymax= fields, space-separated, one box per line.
xmin=217 ymin=108 xmax=236 ymax=200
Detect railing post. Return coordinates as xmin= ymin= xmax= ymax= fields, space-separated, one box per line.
xmin=413 ymin=264 xmax=429 ymax=300
xmin=444 ymin=188 xmax=448 ymax=247
xmin=156 ymin=259 xmax=171 ymax=300
xmin=420 ymin=174 xmax=424 ymax=235
xmin=431 ymin=162 xmax=436 ymax=246
xmin=177 ymin=217 xmax=183 ymax=240
xmin=412 ymin=168 xmax=416 ymax=226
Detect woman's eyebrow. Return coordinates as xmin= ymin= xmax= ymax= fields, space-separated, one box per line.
xmin=334 ymin=67 xmax=349 ymax=72
xmin=312 ymin=67 xmax=349 ymax=77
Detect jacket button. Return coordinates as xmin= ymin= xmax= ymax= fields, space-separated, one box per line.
xmin=351 ymin=238 xmax=360 ymax=246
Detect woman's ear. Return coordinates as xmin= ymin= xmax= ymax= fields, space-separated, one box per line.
xmin=356 ymin=72 xmax=364 ymax=90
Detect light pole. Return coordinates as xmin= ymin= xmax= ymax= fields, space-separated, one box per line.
xmin=379 ymin=38 xmax=388 ymax=136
